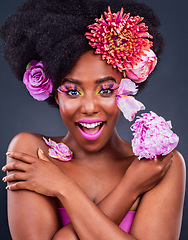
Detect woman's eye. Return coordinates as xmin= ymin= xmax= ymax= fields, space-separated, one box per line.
xmin=67 ymin=90 xmax=80 ymax=96
xmin=99 ymin=89 xmax=114 ymax=95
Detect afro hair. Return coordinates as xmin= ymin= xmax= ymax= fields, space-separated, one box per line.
xmin=0 ymin=0 xmax=164 ymax=107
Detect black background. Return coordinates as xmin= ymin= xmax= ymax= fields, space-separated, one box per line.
xmin=0 ymin=0 xmax=187 ymax=239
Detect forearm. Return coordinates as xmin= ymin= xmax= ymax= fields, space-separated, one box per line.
xmin=52 ymin=223 xmax=79 ymax=240
xmin=52 ymin=174 xmax=138 ymax=240
xmin=97 ymin=174 xmax=137 ymax=224
xmin=56 ymin=178 xmax=137 ymax=240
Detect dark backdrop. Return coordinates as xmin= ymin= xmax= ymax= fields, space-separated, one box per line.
xmin=0 ymin=0 xmax=187 ymax=239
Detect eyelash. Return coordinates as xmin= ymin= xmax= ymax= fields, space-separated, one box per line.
xmin=58 ymin=84 xmax=83 ymax=97
xmin=97 ymin=83 xmax=118 ymax=96
xmin=58 ymin=82 xmax=119 ymax=97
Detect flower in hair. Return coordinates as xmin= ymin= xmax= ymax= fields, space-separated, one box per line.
xmin=116 ymin=78 xmax=145 ymax=121
xmin=43 ymin=137 xmax=73 ymax=161
xmin=131 ymin=111 xmax=179 ymax=159
xmin=23 ymin=60 xmax=53 ymax=101
xmin=126 ymin=49 xmax=157 ymax=83
xmin=85 ymin=7 xmax=157 ymax=83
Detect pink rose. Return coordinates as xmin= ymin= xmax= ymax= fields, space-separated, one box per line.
xmin=131 ymin=111 xmax=179 ymax=159
xmin=126 ymin=49 xmax=157 ymax=83
xmin=23 ymin=60 xmax=53 ymax=101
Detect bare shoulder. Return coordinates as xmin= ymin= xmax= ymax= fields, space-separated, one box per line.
xmin=7 ymin=132 xmax=63 ymax=160
xmin=130 ymin=150 xmax=186 ymax=240
xmin=8 ymin=132 xmax=45 ymax=156
xmin=172 ymin=149 xmax=186 ymax=173
xmin=7 ymin=132 xmax=61 ymax=239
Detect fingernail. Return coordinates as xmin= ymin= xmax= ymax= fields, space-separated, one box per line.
xmin=2 ymin=166 xmax=6 ymax=172
xmin=38 ymin=148 xmax=44 ymax=154
xmin=6 ymin=185 xmax=10 ymax=190
xmin=2 ymin=177 xmax=6 ymax=182
xmin=6 ymin=151 xmax=12 ymax=156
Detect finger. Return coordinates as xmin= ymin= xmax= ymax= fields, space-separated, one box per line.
xmin=6 ymin=151 xmax=36 ymax=164
xmin=6 ymin=181 xmax=30 ymax=191
xmin=37 ymin=148 xmax=50 ymax=162
xmin=3 ymin=172 xmax=27 ymax=183
xmin=2 ymin=160 xmax=30 ymax=172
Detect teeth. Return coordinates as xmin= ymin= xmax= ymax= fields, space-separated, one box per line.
xmin=79 ymin=122 xmax=102 ymax=129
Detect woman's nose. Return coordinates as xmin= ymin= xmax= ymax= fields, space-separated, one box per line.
xmin=80 ymin=94 xmax=100 ymax=116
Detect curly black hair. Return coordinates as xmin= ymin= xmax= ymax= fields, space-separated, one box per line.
xmin=0 ymin=0 xmax=164 ymax=107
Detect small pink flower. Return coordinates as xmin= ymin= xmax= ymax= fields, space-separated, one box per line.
xmin=43 ymin=137 xmax=73 ymax=161
xmin=116 ymin=79 xmax=145 ymax=121
xmin=131 ymin=111 xmax=179 ymax=159
xmin=126 ymin=49 xmax=157 ymax=83
xmin=23 ymin=60 xmax=53 ymax=101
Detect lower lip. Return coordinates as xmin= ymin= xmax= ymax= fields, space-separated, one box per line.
xmin=77 ymin=124 xmax=104 ymax=140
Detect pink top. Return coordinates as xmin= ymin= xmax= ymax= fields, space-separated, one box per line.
xmin=58 ymin=208 xmax=135 ymax=234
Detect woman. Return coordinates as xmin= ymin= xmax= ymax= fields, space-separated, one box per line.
xmin=1 ymin=0 xmax=185 ymax=239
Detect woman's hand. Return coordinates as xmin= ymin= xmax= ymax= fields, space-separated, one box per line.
xmin=2 ymin=149 xmax=67 ymax=197
xmin=125 ymin=153 xmax=173 ymax=197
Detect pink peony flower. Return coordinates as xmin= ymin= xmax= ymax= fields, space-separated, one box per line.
xmin=43 ymin=137 xmax=73 ymax=161
xmin=126 ymin=49 xmax=157 ymax=83
xmin=131 ymin=111 xmax=179 ymax=159
xmin=85 ymin=6 xmax=155 ymax=83
xmin=116 ymin=79 xmax=145 ymax=121
xmin=23 ymin=60 xmax=53 ymax=101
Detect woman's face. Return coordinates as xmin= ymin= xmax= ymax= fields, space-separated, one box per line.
xmin=56 ymin=50 xmax=123 ymax=151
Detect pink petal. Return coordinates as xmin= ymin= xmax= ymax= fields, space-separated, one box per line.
xmin=116 ymin=96 xmax=145 ymax=121
xmin=43 ymin=137 xmax=73 ymax=161
xmin=117 ymin=78 xmax=138 ymax=96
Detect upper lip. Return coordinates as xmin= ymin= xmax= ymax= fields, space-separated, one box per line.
xmin=76 ymin=119 xmax=105 ymax=124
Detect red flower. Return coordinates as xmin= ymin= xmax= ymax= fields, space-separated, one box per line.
xmin=85 ymin=7 xmax=154 ymax=74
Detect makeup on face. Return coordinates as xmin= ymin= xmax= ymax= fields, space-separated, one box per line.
xmin=58 ymin=77 xmax=119 ymax=98
xmin=57 ymin=76 xmax=119 ymax=141
xmin=58 ymin=81 xmax=84 ymax=97
xmin=76 ymin=119 xmax=105 ymax=140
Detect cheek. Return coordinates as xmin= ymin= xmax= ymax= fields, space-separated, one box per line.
xmin=58 ymin=95 xmax=80 ymax=120
xmin=100 ymin=96 xmax=119 ymax=116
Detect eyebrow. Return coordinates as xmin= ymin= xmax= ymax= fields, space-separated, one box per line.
xmin=95 ymin=76 xmax=117 ymax=84
xmin=61 ymin=78 xmax=81 ymax=85
xmin=61 ymin=76 xmax=117 ymax=85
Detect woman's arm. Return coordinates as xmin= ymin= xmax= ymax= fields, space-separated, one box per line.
xmin=5 ymin=133 xmax=137 ymax=240
xmin=3 ymin=132 xmax=176 ymax=239
xmin=52 ymin=153 xmax=173 ymax=239
xmin=5 ymin=133 xmax=61 ymax=240
xmin=51 ymin=151 xmax=186 ymax=240
xmin=130 ymin=150 xmax=186 ymax=240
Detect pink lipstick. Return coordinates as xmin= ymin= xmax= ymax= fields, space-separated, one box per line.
xmin=76 ymin=119 xmax=105 ymax=140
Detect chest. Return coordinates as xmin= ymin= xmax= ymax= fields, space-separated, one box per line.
xmin=55 ymin=158 xmax=132 ymax=205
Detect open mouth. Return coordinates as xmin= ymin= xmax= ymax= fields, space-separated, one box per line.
xmin=76 ymin=121 xmax=105 ymax=140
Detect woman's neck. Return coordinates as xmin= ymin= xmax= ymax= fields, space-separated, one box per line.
xmin=62 ymin=129 xmax=132 ymax=164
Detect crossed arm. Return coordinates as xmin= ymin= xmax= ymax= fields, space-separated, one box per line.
xmin=3 ymin=132 xmax=186 ymax=240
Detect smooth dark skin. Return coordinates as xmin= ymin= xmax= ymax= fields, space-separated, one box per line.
xmin=2 ymin=51 xmax=186 ymax=240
